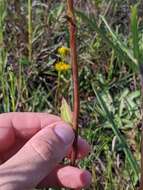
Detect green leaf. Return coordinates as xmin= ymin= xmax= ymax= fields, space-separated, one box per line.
xmin=92 ymin=84 xmax=140 ymax=179
xmin=20 ymin=57 xmax=30 ymax=65
xmin=100 ymin=15 xmax=137 ymax=69
xmin=131 ymin=4 xmax=140 ymax=64
xmin=76 ymin=10 xmax=137 ymax=71
xmin=60 ymin=98 xmax=72 ymax=125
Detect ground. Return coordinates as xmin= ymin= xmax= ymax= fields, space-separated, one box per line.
xmin=0 ymin=0 xmax=143 ymax=189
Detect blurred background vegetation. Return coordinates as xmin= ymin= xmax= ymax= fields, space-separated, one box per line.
xmin=0 ymin=0 xmax=143 ymax=189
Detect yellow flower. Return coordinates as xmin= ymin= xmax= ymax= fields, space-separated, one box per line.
xmin=55 ymin=61 xmax=71 ymax=72
xmin=57 ymin=46 xmax=70 ymax=57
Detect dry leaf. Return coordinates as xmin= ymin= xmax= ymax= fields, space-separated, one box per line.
xmin=60 ymin=98 xmax=73 ymax=125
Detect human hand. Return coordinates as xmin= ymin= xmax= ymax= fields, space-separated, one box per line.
xmin=0 ymin=112 xmax=91 ymax=190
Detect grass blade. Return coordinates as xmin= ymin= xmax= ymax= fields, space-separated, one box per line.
xmin=100 ymin=15 xmax=137 ymax=68
xmin=76 ymin=10 xmax=137 ymax=71
xmin=92 ymin=84 xmax=140 ymax=179
xmin=130 ymin=4 xmax=140 ymax=64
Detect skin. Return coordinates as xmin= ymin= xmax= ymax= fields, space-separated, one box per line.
xmin=0 ymin=112 xmax=91 ymax=190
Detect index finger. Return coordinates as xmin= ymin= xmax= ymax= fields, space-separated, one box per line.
xmin=0 ymin=112 xmax=61 ymax=152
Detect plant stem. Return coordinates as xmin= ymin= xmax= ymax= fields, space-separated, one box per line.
xmin=28 ymin=0 xmax=32 ymax=62
xmin=0 ymin=0 xmax=9 ymax=112
xmin=139 ymin=64 xmax=143 ymax=190
xmin=55 ymin=71 xmax=61 ymax=112
xmin=67 ymin=0 xmax=79 ymax=166
xmin=140 ymin=129 xmax=143 ymax=190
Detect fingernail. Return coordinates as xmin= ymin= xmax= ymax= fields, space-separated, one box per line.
xmin=81 ymin=171 xmax=92 ymax=187
xmin=54 ymin=124 xmax=74 ymax=145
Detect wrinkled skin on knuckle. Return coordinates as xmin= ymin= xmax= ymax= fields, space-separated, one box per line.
xmin=30 ymin=134 xmax=67 ymax=164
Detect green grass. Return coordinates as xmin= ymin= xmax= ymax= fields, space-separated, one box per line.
xmin=1 ymin=0 xmax=143 ymax=189
xmin=28 ymin=0 xmax=32 ymax=62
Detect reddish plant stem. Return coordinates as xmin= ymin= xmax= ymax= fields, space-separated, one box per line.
xmin=67 ymin=0 xmax=79 ymax=166
xmin=139 ymin=64 xmax=143 ymax=190
xmin=140 ymin=126 xmax=143 ymax=190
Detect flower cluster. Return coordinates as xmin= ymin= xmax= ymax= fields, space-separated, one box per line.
xmin=57 ymin=46 xmax=70 ymax=57
xmin=55 ymin=61 xmax=71 ymax=72
xmin=55 ymin=46 xmax=70 ymax=72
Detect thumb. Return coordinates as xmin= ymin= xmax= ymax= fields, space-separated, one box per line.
xmin=0 ymin=122 xmax=74 ymax=190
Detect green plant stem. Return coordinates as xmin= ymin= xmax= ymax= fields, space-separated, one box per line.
xmin=55 ymin=71 xmax=61 ymax=111
xmin=130 ymin=4 xmax=143 ymax=189
xmin=0 ymin=0 xmax=9 ymax=112
xmin=28 ymin=0 xmax=32 ymax=62
xmin=67 ymin=0 xmax=79 ymax=166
